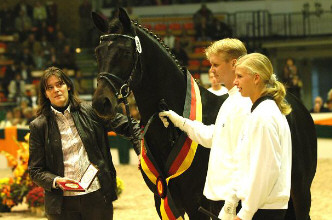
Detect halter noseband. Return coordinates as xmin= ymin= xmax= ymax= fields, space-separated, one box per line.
xmin=97 ymin=33 xmax=142 ymax=102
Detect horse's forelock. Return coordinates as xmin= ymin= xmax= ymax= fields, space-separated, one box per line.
xmin=108 ymin=19 xmax=123 ymax=34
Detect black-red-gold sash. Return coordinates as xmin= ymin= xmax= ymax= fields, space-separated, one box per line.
xmin=140 ymin=71 xmax=202 ymax=220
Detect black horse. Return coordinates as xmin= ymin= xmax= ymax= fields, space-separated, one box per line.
xmin=91 ymin=8 xmax=317 ymax=220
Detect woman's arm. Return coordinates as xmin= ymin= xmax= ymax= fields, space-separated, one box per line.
xmin=28 ymin=122 xmax=58 ymax=191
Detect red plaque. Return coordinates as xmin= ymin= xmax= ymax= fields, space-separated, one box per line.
xmin=58 ymin=182 xmax=85 ymax=192
xmin=58 ymin=164 xmax=99 ymax=192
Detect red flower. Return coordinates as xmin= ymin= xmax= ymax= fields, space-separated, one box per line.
xmin=26 ymin=187 xmax=45 ymax=208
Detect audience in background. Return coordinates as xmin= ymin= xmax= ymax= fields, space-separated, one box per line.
xmin=283 ymin=58 xmax=298 ymax=84
xmin=171 ymin=38 xmax=189 ymax=67
xmin=14 ymin=9 xmax=33 ymax=40
xmin=78 ymin=0 xmax=93 ymax=48
xmin=32 ymin=0 xmax=47 ymax=26
xmin=210 ymin=17 xmax=233 ymax=40
xmin=22 ymin=106 xmax=35 ymax=125
xmin=325 ymin=89 xmax=332 ymax=112
xmin=0 ymin=0 xmax=331 ymax=130
xmin=0 ymin=110 xmax=14 ymax=127
xmin=8 ymin=73 xmax=26 ymax=103
xmin=0 ymin=2 xmax=15 ymax=34
xmin=58 ymin=45 xmax=78 ymax=71
xmin=14 ymin=0 xmax=33 ymax=19
xmin=178 ymin=29 xmax=193 ymax=54
xmin=0 ymin=85 xmax=6 ymax=102
xmin=326 ymin=99 xmax=332 ymax=112
xmin=287 ymin=74 xmax=303 ymax=101
xmin=310 ymin=96 xmax=329 ymax=113
xmin=163 ymin=28 xmax=176 ymax=49
xmin=207 ymin=70 xmax=228 ymax=96
xmin=12 ymin=107 xmax=24 ymax=126
xmin=283 ymin=58 xmax=303 ymax=101
xmin=193 ymin=4 xmax=214 ymax=41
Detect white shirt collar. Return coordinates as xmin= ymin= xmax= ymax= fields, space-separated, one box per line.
xmin=51 ymin=105 xmax=71 ymax=115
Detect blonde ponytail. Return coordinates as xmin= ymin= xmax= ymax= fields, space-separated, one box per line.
xmin=236 ymin=53 xmax=292 ymax=115
xmin=264 ymin=81 xmax=292 ymax=115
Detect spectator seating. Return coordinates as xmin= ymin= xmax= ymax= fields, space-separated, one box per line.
xmin=168 ymin=23 xmax=182 ymax=35
xmin=140 ymin=15 xmax=195 ymax=37
xmin=154 ymin=23 xmax=167 ymax=35
xmin=183 ymin=22 xmax=195 ymax=35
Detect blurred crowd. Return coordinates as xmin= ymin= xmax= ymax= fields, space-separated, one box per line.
xmin=0 ymin=1 xmax=331 ymax=131
xmin=310 ymin=89 xmax=332 ymax=113
xmin=104 ymin=0 xmax=222 ymax=7
xmin=282 ymin=58 xmax=332 ymax=113
xmin=0 ymin=0 xmax=80 ymax=128
xmin=0 ymin=0 xmax=78 ymax=104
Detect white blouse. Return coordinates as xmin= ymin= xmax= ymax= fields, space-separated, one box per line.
xmin=230 ymin=99 xmax=292 ymax=220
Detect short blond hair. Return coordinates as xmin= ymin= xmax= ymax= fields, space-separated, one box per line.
xmin=205 ymin=38 xmax=247 ymax=61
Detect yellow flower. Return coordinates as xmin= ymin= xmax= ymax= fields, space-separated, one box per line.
xmin=0 ymin=134 xmax=33 ymax=209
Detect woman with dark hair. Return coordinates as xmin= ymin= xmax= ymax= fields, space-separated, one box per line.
xmin=28 ymin=66 xmax=141 ymax=220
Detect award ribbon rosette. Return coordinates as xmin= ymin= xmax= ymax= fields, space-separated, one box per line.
xmin=58 ymin=164 xmax=99 ymax=192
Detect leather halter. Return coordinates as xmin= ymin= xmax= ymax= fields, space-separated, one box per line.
xmin=97 ymin=33 xmax=142 ymax=141
xmin=97 ymin=33 xmax=141 ymax=103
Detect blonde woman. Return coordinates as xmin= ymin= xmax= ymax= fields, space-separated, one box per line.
xmin=226 ymin=53 xmax=292 ymax=220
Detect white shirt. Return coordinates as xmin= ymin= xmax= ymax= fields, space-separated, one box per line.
xmin=208 ymin=86 xmax=228 ymax=96
xmin=231 ymin=99 xmax=292 ymax=220
xmin=183 ymin=87 xmax=252 ymax=200
xmin=52 ymin=106 xmax=100 ymax=196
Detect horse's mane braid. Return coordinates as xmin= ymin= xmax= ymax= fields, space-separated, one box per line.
xmin=132 ymin=20 xmax=185 ymax=73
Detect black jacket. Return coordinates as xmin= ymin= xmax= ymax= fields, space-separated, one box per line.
xmin=28 ymin=103 xmax=141 ymax=214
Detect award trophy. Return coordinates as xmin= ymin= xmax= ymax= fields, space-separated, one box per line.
xmin=58 ymin=164 xmax=99 ymax=192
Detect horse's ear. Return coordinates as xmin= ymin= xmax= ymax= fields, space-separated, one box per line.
xmin=118 ymin=7 xmax=132 ymax=31
xmin=91 ymin=11 xmax=108 ymax=33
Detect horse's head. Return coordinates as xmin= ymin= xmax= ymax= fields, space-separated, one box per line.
xmin=91 ymin=8 xmax=141 ymax=119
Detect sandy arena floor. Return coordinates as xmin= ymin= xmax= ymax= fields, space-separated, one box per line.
xmin=0 ymin=159 xmax=331 ymax=220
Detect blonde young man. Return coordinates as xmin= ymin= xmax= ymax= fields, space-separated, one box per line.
xmin=159 ymin=38 xmax=252 ymax=219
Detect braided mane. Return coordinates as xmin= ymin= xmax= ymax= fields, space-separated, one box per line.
xmin=131 ymin=20 xmax=185 ymax=74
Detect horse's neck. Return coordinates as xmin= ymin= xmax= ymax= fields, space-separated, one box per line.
xmin=132 ymin=29 xmax=187 ymax=125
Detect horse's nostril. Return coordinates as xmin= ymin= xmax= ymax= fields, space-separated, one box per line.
xmin=103 ymin=97 xmax=111 ymax=110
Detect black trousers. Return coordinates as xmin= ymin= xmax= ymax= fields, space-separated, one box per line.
xmin=47 ymin=190 xmax=113 ymax=220
xmin=208 ymin=199 xmax=286 ymax=220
